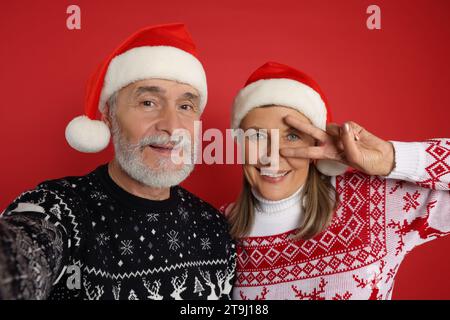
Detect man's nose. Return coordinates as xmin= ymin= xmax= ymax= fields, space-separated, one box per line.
xmin=154 ymin=106 xmax=182 ymax=136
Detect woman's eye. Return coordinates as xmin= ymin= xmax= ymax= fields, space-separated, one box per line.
xmin=287 ymin=133 xmax=300 ymax=141
xmin=249 ymin=132 xmax=267 ymax=141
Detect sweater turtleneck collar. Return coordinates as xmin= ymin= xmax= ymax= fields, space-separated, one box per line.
xmin=251 ymin=185 xmax=304 ymax=214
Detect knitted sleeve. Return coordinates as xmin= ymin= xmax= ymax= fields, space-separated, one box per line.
xmin=385 ymin=139 xmax=450 ymax=250
xmin=219 ymin=202 xmax=235 ymax=218
xmin=0 ymin=180 xmax=81 ymax=299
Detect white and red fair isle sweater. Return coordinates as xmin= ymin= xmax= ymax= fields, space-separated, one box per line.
xmin=221 ymin=139 xmax=450 ymax=300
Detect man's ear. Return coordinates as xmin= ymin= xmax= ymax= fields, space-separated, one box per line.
xmin=101 ymin=104 xmax=112 ymax=130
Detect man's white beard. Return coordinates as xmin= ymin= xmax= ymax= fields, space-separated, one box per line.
xmin=111 ymin=120 xmax=195 ymax=189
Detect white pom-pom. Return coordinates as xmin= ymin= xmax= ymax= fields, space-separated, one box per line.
xmin=316 ymin=159 xmax=348 ymax=176
xmin=65 ymin=115 xmax=111 ymax=153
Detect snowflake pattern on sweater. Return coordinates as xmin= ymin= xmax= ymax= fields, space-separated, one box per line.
xmin=230 ymin=139 xmax=450 ymax=300
xmin=0 ymin=164 xmax=236 ymax=300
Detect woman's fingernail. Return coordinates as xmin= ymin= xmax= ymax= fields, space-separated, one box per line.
xmin=344 ymin=123 xmax=350 ymax=132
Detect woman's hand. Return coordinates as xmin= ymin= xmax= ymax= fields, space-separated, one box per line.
xmin=280 ymin=115 xmax=395 ymax=176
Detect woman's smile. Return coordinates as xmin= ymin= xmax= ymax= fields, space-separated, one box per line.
xmin=255 ymin=167 xmax=292 ymax=184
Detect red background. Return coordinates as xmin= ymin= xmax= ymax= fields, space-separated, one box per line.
xmin=1 ymin=0 xmax=449 ymax=299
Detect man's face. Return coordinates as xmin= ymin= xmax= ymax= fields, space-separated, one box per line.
xmin=106 ymin=78 xmax=201 ymax=188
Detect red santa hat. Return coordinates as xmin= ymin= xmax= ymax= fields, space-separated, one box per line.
xmin=65 ymin=23 xmax=207 ymax=153
xmin=231 ymin=61 xmax=347 ymax=176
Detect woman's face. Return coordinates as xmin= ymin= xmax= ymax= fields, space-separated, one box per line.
xmin=240 ymin=106 xmax=315 ymax=201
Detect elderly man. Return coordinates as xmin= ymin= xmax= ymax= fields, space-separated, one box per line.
xmin=0 ymin=24 xmax=235 ymax=300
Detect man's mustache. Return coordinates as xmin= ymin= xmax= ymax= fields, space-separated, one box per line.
xmin=135 ymin=134 xmax=192 ymax=151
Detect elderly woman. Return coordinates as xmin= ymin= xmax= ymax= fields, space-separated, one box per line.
xmin=224 ymin=61 xmax=450 ymax=300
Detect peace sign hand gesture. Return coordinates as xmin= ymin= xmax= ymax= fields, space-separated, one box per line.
xmin=280 ymin=115 xmax=395 ymax=176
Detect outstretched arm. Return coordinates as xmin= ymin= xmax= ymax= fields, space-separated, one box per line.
xmin=0 ymin=187 xmax=74 ymax=299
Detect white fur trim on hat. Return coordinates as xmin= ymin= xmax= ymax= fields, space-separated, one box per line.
xmin=65 ymin=115 xmax=111 ymax=153
xmin=231 ymin=78 xmax=327 ymax=129
xmin=316 ymin=159 xmax=348 ymax=176
xmin=100 ymin=45 xmax=207 ymax=113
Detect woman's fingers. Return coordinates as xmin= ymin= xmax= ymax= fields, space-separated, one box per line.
xmin=280 ymin=146 xmax=326 ymax=159
xmin=280 ymin=118 xmax=368 ymax=163
xmin=326 ymin=123 xmax=341 ymax=138
xmin=326 ymin=123 xmax=344 ymax=150
xmin=347 ymin=121 xmax=365 ymax=140
xmin=340 ymin=122 xmax=361 ymax=164
xmin=283 ymin=115 xmax=329 ymax=143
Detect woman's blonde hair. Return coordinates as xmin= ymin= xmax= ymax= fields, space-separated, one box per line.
xmin=228 ymin=164 xmax=337 ymax=240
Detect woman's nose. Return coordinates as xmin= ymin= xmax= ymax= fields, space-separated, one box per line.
xmin=259 ymin=137 xmax=280 ymax=168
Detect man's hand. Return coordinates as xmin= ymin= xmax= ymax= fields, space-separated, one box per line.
xmin=280 ymin=115 xmax=395 ymax=176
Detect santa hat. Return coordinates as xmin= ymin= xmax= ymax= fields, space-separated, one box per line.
xmin=231 ymin=61 xmax=347 ymax=176
xmin=65 ymin=23 xmax=207 ymax=153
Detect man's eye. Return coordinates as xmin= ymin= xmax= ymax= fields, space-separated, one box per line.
xmin=179 ymin=104 xmax=194 ymax=111
xmin=287 ymin=133 xmax=300 ymax=141
xmin=141 ymin=101 xmax=155 ymax=107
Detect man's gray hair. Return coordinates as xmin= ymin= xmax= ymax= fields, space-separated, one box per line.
xmin=107 ymin=92 xmax=118 ymax=118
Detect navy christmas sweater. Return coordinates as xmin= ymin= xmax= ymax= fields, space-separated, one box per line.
xmin=0 ymin=164 xmax=236 ymax=300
